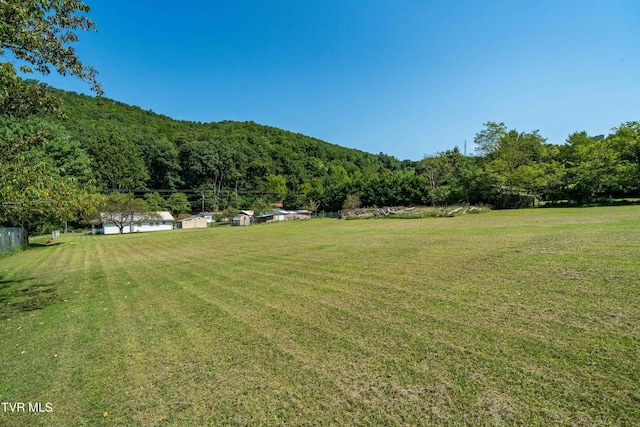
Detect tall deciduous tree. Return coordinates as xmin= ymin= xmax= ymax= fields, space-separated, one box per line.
xmin=140 ymin=137 xmax=182 ymax=189
xmin=419 ymin=147 xmax=477 ymax=205
xmin=0 ymin=0 xmax=101 ymax=233
xmin=608 ymin=122 xmax=640 ymax=194
xmin=143 ymin=192 xmax=166 ymax=211
xmin=178 ymin=140 xmax=227 ymax=203
xmin=0 ymin=63 xmax=63 ymax=117
xmin=474 ymin=123 xmax=549 ymax=206
xmin=166 ymin=192 xmax=191 ymax=217
xmin=0 ymin=0 xmax=101 ymax=94
xmin=265 ymin=174 xmax=287 ymax=201
xmin=474 ymin=121 xmax=507 ymax=158
xmin=85 ymin=131 xmax=149 ymax=190
xmin=0 ymin=116 xmax=92 ymax=230
xmin=564 ymin=132 xmax=626 ymax=203
xmin=282 ymin=190 xmax=300 ymax=210
xmin=342 ymin=194 xmax=361 ymax=210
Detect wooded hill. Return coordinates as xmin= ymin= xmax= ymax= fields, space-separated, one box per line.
xmin=49 ymin=86 xmax=413 ymax=211
xmin=1 ymin=0 xmax=639 ymax=233
xmin=3 ymin=81 xmax=639 ymax=234
xmin=51 ymin=86 xmax=640 ymax=213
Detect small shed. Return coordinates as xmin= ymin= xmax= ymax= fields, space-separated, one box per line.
xmin=232 ymin=214 xmax=251 ymax=226
xmin=273 ymin=209 xmax=312 ymax=221
xmin=177 ymin=215 xmax=207 ymax=229
xmin=255 ymin=213 xmax=274 ymax=224
xmin=293 ymin=210 xmax=312 ymax=220
xmin=271 ymin=209 xmax=287 ymax=221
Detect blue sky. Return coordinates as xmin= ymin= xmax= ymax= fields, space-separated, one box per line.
xmin=26 ymin=0 xmax=640 ymax=160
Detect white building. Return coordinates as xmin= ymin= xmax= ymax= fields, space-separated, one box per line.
xmin=199 ymin=212 xmax=222 ymax=223
xmin=98 ymin=211 xmax=174 ymax=234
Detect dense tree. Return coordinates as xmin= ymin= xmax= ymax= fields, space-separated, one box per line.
xmin=0 ymin=115 xmax=93 ymax=232
xmin=0 ymin=0 xmax=101 ymax=94
xmin=0 ymin=65 xmax=63 ymax=117
xmin=342 ymin=194 xmax=361 ymax=210
xmin=563 ymin=132 xmax=626 ymax=203
xmin=417 ymin=147 xmax=480 ymax=205
xmin=608 ymin=122 xmax=640 ymax=194
xmin=194 ymin=182 xmax=217 ymax=211
xmin=473 ymin=123 xmax=551 ymax=207
xmin=473 ymin=122 xmax=507 ymax=158
xmin=178 ymin=140 xmax=235 ymax=207
xmin=300 ymin=198 xmax=319 ymax=213
xmin=326 ymin=164 xmax=350 ymax=186
xmin=265 ymin=174 xmax=287 ymax=201
xmin=139 ymin=137 xmax=182 ymax=189
xmin=84 ymin=131 xmax=149 ymax=190
xmin=420 ymin=149 xmax=458 ymax=205
xmin=166 ymin=192 xmax=191 ymax=217
xmin=359 ymin=172 xmax=427 ymax=207
xmin=22 ymin=84 xmax=640 ymax=212
xmin=143 ymin=192 xmax=166 ymax=211
xmin=282 ymin=190 xmax=300 ymax=210
xmin=0 ymin=0 xmax=101 ymax=234
xmin=220 ymin=206 xmax=238 ymax=222
xmin=248 ymin=197 xmax=272 ymax=216
xmin=0 ymin=0 xmax=101 ymax=119
xmin=42 ymin=89 xmax=405 ymax=212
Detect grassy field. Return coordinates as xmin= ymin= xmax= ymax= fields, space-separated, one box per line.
xmin=1 ymin=207 xmax=639 ymax=426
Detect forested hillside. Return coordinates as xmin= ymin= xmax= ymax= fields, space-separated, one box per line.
xmin=2 ymin=0 xmax=639 ymax=236
xmin=3 ymin=81 xmax=639 ymax=233
xmin=51 ymin=87 xmax=413 ymax=211
xmin=53 ymin=86 xmax=640 ymax=211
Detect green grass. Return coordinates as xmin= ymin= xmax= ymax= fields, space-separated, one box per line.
xmin=1 ymin=207 xmax=639 ymax=426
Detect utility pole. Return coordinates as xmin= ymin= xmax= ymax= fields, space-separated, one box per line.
xmin=201 ymin=192 xmax=205 ymax=213
xmin=464 ymin=140 xmax=467 ymax=156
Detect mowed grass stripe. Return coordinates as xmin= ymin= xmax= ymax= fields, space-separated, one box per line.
xmin=157 ymin=257 xmax=396 ymax=424
xmin=1 ymin=238 xmax=100 ymax=425
xmin=55 ymin=237 xmax=240 ymax=424
xmin=127 ymin=232 xmax=489 ymax=424
xmin=237 ymin=236 xmax=627 ymax=360
xmin=1 ymin=206 xmax=639 ymax=425
xmin=184 ymin=212 xmax=636 ymax=422
xmin=140 ymin=224 xmax=636 ymax=422
xmin=60 ymin=221 xmax=640 ymax=424
xmin=83 ymin=235 xmax=361 ymax=425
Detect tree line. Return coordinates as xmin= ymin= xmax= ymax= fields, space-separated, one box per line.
xmin=3 ymin=81 xmax=639 ymax=233
xmin=52 ymin=88 xmax=640 ymax=211
xmin=1 ymin=1 xmax=638 ymax=235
